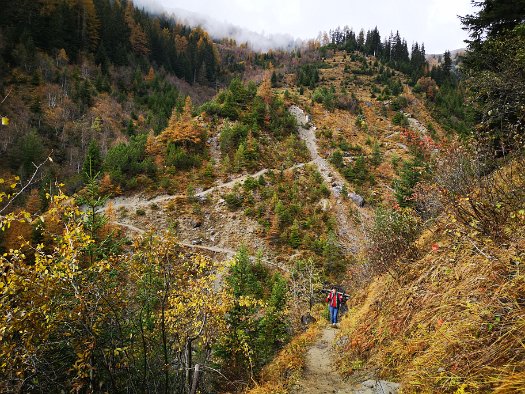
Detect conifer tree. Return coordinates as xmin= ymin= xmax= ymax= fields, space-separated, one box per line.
xmin=82 ymin=140 xmax=102 ymax=181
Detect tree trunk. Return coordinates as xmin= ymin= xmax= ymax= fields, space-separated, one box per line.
xmin=189 ymin=364 xmax=200 ymax=394
xmin=161 ymin=279 xmax=169 ymax=394
xmin=140 ymin=308 xmax=147 ymax=394
xmin=185 ymin=340 xmax=193 ymax=394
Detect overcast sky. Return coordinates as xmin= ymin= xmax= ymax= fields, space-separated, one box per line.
xmin=134 ymin=0 xmax=477 ymax=54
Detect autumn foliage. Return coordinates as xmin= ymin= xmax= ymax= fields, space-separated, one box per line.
xmin=158 ymin=97 xmax=204 ymax=147
xmin=0 ymin=187 xmax=233 ymax=392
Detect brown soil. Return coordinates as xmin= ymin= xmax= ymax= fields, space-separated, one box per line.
xmin=291 ymin=327 xmax=356 ymax=394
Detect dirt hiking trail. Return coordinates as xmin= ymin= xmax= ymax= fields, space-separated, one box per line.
xmin=289 ymin=106 xmax=367 ymax=254
xmin=292 ymin=326 xmax=400 ymax=394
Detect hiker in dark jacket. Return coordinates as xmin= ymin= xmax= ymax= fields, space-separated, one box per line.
xmin=326 ymin=287 xmax=343 ymax=326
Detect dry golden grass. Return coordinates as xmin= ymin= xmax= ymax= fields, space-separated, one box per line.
xmin=335 ymin=212 xmax=525 ymax=393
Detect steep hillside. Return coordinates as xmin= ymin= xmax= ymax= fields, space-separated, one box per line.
xmin=1 ymin=1 xmax=524 ymax=393
xmin=335 ymin=158 xmax=525 ymax=392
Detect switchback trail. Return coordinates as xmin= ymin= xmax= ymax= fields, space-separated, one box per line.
xmin=112 ymin=221 xmax=289 ymax=272
xmin=101 ymin=162 xmax=310 ymax=214
xmin=292 ymin=326 xmax=400 ymax=394
xmin=104 ymin=105 xmax=364 ymax=256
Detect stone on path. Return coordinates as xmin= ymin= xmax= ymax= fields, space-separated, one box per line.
xmin=349 ymin=192 xmax=365 ymax=207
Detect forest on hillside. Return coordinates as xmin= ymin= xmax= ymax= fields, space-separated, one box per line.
xmin=1 ymin=0 xmax=525 ymax=392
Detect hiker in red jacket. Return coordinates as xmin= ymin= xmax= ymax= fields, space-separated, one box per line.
xmin=326 ymin=287 xmax=343 ymax=326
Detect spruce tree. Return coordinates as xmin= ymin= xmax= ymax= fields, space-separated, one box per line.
xmin=83 ymin=140 xmax=103 ymax=181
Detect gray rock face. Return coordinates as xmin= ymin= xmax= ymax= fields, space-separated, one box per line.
xmin=289 ymin=105 xmax=309 ymax=127
xmin=349 ymin=192 xmax=365 ymax=207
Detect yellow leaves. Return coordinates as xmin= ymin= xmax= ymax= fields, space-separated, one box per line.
xmin=155 ymin=98 xmax=204 ymax=152
xmin=113 ymin=347 xmax=126 ymax=356
xmin=510 ymin=209 xmax=525 ymax=221
xmin=237 ymin=295 xmax=264 ymax=308
xmin=159 ymin=252 xmax=234 ymax=344
xmin=1 ymin=195 xmax=242 ymax=386
xmin=454 ymin=384 xmax=469 ymax=394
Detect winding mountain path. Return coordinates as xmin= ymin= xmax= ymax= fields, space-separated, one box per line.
xmin=107 ymin=106 xmax=364 ymax=261
xmin=112 ymin=221 xmax=289 ymax=272
xmin=289 ymin=106 xmax=365 ymax=253
xmin=292 ymin=327 xmax=353 ymax=394
xmin=102 ymin=163 xmax=310 ymax=214
xmin=113 ymin=221 xmax=235 ymax=255
xmin=292 ymin=326 xmax=400 ymax=394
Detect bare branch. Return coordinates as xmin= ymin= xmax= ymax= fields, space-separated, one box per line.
xmin=0 ymin=155 xmax=52 ymax=215
xmin=1 ymin=87 xmax=13 ymax=105
xmin=466 ymin=235 xmax=496 ymax=261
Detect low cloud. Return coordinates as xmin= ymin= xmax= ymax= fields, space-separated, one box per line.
xmin=133 ymin=0 xmax=300 ymax=52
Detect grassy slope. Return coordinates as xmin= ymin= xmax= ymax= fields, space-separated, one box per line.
xmin=290 ymin=51 xmax=445 ymax=207
xmin=336 ymin=189 xmax=525 ymax=392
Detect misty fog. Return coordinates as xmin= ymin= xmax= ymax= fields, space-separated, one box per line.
xmin=132 ymin=0 xmax=300 ymax=51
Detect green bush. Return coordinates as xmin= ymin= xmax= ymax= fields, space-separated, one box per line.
xmin=288 ymin=220 xmax=301 ymax=248
xmin=312 ymin=86 xmax=336 ymax=111
xmin=343 ymin=155 xmax=373 ymax=186
xmin=223 ymin=191 xmax=244 ymax=210
xmin=391 ymin=154 xmax=401 ymax=171
xmin=392 ymin=112 xmax=409 ymax=126
xmin=390 ymin=95 xmax=408 ymax=111
xmin=393 ymin=157 xmax=426 ymax=207
xmin=331 ymin=150 xmax=344 ymax=168
xmin=104 ymin=134 xmax=156 ymax=188
xmin=243 ymin=176 xmax=259 ymax=191
xmin=371 ymin=142 xmax=383 ymax=166
xmin=269 ymin=98 xmax=297 ymax=137
xmin=296 ymin=63 xmax=320 ymax=88
xmin=243 ymin=96 xmax=266 ymax=128
xmin=13 ymin=129 xmax=46 ymax=179
xmin=218 ymin=248 xmax=289 ymax=377
xmin=220 ymin=123 xmax=250 ymax=153
xmin=165 ymin=144 xmax=202 ymax=169
xmin=206 ymin=78 xmax=258 ymax=121
xmin=367 ymin=206 xmax=422 ymax=275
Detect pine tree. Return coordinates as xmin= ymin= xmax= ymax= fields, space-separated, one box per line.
xmin=357 ymin=29 xmax=365 ymax=51
xmin=289 ymin=219 xmax=301 ymax=248
xmin=79 ymin=0 xmax=101 ymax=51
xmin=82 ymin=140 xmax=103 ymax=181
xmin=233 ymin=142 xmax=246 ymax=172
xmin=271 ymin=71 xmax=278 ymax=88
xmin=443 ymin=50 xmax=452 ymax=74
xmin=460 ymin=0 xmax=525 ymax=42
xmin=393 ymin=157 xmax=424 ymax=207
xmin=322 ymin=231 xmax=344 ymax=275
xmin=267 ymin=213 xmax=280 ymax=243
xmin=158 ymin=97 xmax=203 ymax=148
xmin=125 ymin=2 xmax=150 ymax=57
